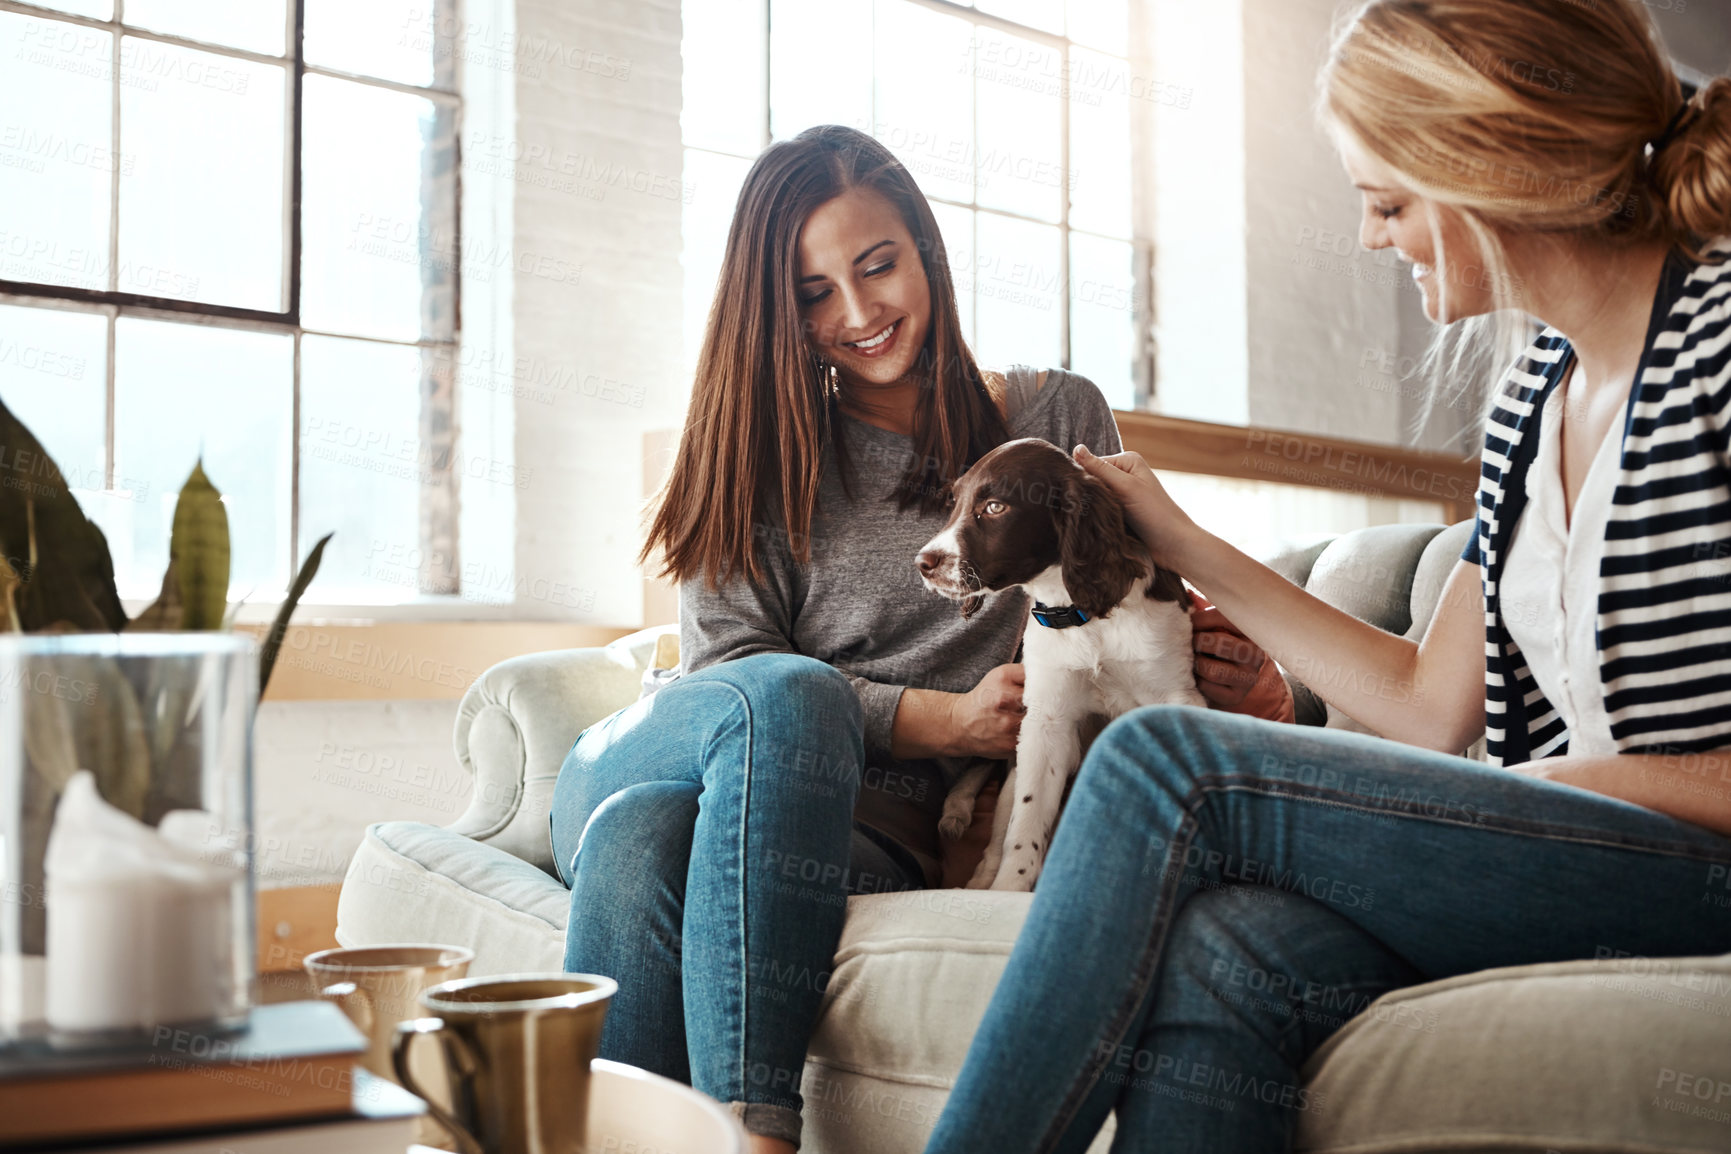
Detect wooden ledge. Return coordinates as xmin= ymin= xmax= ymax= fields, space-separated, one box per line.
xmin=1112 ymin=410 xmax=1479 ymax=524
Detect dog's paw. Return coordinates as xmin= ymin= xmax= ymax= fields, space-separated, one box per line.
xmin=938 ymin=798 xmax=974 ymax=841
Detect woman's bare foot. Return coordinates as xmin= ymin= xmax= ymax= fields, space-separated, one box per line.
xmin=747 ymin=1135 xmax=796 ymax=1154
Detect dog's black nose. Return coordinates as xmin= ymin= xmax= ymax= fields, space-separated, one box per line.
xmin=917 ymin=550 xmax=943 ymax=577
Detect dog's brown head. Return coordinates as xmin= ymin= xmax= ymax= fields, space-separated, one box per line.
xmin=915 ymin=439 xmax=1185 ymax=619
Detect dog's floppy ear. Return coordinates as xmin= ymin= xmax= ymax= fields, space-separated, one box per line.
xmin=1057 ymin=468 xmax=1148 ymax=618
xmin=1145 ymin=566 xmax=1187 ymax=604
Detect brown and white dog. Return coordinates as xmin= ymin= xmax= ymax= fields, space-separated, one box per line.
xmin=916 ymin=438 xmax=1206 ymax=890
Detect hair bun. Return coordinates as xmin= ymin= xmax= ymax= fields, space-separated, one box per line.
xmin=1651 ymin=77 xmax=1731 ymax=243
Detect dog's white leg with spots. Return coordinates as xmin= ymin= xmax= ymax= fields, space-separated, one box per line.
xmin=991 ymin=676 xmax=1085 ymax=891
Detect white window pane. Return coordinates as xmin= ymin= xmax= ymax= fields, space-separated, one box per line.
xmin=682 ymin=148 xmax=754 ymax=377
xmin=0 ymin=14 xmax=113 ymax=290
xmin=975 ymin=0 xmax=1061 ymax=34
xmin=972 ymin=26 xmax=1061 ymax=223
xmin=126 ymin=0 xmax=287 ymax=55
xmin=0 ymin=305 xmax=107 ymax=492
xmin=1069 ymin=233 xmax=1135 ymax=408
xmin=873 ymin=0 xmax=973 ymax=206
xmin=1067 ymin=0 xmax=1127 ymax=52
xmin=305 ymin=0 xmax=448 ymax=89
xmin=298 ymin=335 xmax=426 ymax=603
xmin=683 ymin=0 xmax=766 ymax=155
xmin=301 ymin=75 xmax=457 ymax=342
xmin=770 ymin=0 xmax=872 ymax=141
xmin=111 ymin=319 xmax=292 ymax=600
xmin=929 ymin=201 xmax=974 ymax=348
xmin=1069 ymin=47 xmax=1132 ymax=239
xmin=23 ymin=0 xmax=110 ymax=18
xmin=973 ymin=213 xmax=1060 ymax=371
xmin=118 ymin=39 xmax=286 ymax=309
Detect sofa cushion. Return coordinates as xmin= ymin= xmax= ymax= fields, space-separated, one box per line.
xmin=1306 ymin=523 xmax=1447 ymax=637
xmin=337 ymin=821 xmax=567 ymax=975
xmin=1404 ymin=520 xmax=1475 ymax=641
xmin=810 ymin=889 xmax=1031 ymax=1083
xmin=1297 ymin=953 xmax=1731 ymax=1153
xmin=803 ymin=888 xmax=1113 ymax=1152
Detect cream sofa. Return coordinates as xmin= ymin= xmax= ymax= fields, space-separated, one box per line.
xmin=337 ymin=521 xmax=1731 ymax=1153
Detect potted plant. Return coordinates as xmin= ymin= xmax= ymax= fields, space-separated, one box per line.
xmin=0 ymin=398 xmax=331 ymax=1043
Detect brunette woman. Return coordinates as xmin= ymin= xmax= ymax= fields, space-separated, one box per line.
xmin=548 ymin=125 xmax=1288 ymax=1152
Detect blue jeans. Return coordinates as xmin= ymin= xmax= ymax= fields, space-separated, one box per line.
xmin=549 ymin=653 xmax=925 ymax=1147
xmin=924 ymin=706 xmax=1731 ymax=1153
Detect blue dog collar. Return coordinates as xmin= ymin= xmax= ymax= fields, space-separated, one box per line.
xmin=1031 ymin=601 xmax=1091 ymax=629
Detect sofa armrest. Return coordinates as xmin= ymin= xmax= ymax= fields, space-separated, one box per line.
xmin=448 ymin=643 xmax=651 ymax=874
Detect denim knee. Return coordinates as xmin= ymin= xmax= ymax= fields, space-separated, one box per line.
xmin=1087 ymin=703 xmax=1196 ymax=777
xmin=1088 ymin=703 xmax=1246 ymax=782
xmin=717 ymin=653 xmax=863 ymax=774
xmin=721 ymin=652 xmax=858 ymax=714
xmin=569 ymin=781 xmax=701 ymax=916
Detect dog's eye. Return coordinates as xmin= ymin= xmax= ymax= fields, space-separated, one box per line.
xmin=983 ymin=499 xmax=1006 ymax=516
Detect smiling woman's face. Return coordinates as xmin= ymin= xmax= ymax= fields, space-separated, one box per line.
xmin=1338 ymin=132 xmax=1499 ymax=324
xmin=796 ymin=185 xmax=933 ymax=387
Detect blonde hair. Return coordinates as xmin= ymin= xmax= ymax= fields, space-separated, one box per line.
xmin=1319 ymin=0 xmax=1731 ymax=438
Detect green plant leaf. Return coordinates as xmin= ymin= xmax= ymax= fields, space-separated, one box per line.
xmin=128 ymin=556 xmax=184 ymax=631
xmin=170 ymin=460 xmax=230 ymax=630
xmin=260 ymin=531 xmax=332 ymax=696
xmin=0 ymin=399 xmax=126 ymax=632
xmin=0 ymin=551 xmax=20 ymax=632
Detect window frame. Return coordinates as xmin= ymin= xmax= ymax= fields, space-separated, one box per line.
xmin=0 ymin=0 xmax=466 ymax=600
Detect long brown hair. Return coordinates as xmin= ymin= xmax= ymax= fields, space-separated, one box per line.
xmin=640 ymin=125 xmax=1010 ymax=590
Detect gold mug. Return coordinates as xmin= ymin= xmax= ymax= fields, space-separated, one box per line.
xmin=302 ymin=944 xmax=475 ymax=1080
xmin=393 ymin=973 xmax=617 ymax=1154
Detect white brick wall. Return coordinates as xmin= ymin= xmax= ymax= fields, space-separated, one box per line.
xmin=509 ymin=0 xmax=685 ymax=628
xmin=254 ymin=699 xmax=464 ymax=888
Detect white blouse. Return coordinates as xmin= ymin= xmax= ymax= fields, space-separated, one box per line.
xmin=1498 ymin=379 xmax=1624 ymax=756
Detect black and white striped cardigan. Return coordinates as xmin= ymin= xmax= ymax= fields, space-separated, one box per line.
xmin=1466 ymin=240 xmax=1731 ymax=765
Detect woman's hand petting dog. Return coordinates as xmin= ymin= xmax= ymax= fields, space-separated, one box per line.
xmin=1189 ymin=592 xmax=1295 ymax=723
xmin=946 ymin=663 xmax=1027 ymax=758
xmin=1073 ymin=444 xmax=1296 ymax=727
xmin=1070 ymin=444 xmax=1200 ymax=566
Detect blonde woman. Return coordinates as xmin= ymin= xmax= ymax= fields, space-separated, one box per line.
xmin=924 ymin=1 xmax=1731 ymax=1150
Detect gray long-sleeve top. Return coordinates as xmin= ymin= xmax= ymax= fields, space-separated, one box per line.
xmin=674 ymin=365 xmax=1124 ymax=885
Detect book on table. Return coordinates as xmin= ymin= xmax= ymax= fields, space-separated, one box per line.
xmin=0 ymin=1001 xmax=378 ymax=1148
xmin=20 ymin=1070 xmax=425 ymax=1154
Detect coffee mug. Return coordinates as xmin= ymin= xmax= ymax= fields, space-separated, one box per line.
xmin=302 ymin=944 xmax=475 ymax=1080
xmin=393 ymin=972 xmax=617 ymax=1154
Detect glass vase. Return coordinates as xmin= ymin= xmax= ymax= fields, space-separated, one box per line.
xmin=0 ymin=633 xmax=256 ymax=1050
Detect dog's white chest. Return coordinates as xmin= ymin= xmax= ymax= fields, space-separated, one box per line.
xmin=963 ymin=593 xmax=1203 ymax=891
